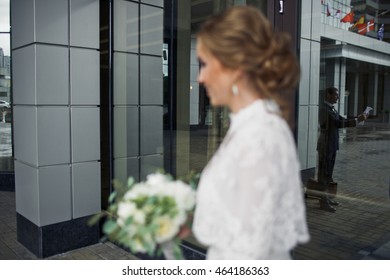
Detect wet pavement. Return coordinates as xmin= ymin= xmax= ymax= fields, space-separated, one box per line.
xmin=295 ymin=121 xmax=390 ymax=259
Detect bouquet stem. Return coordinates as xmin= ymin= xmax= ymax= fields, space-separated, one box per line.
xmin=161 ymin=240 xmax=184 ymax=260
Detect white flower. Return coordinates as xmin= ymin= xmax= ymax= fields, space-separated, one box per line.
xmin=124 ymin=224 xmax=137 ymax=237
xmin=154 ymin=215 xmax=180 ymax=244
xmin=133 ymin=209 xmax=146 ymax=225
xmin=124 ymin=183 xmax=150 ymax=200
xmin=105 ymin=171 xmax=198 ymax=258
xmin=169 ymin=181 xmax=196 ymax=211
xmin=173 ymin=209 xmax=187 ymax=226
xmin=117 ymin=201 xmax=136 ymax=226
xmin=146 ymin=173 xmax=170 ymax=186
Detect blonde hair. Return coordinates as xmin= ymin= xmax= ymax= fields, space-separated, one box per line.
xmin=197 ymin=6 xmax=300 ymax=123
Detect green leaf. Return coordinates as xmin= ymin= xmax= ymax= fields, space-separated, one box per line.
xmin=173 ymin=242 xmax=184 ymax=260
xmin=87 ymin=211 xmax=105 ymax=226
xmin=103 ymin=219 xmax=118 ymax=235
xmin=108 ymin=192 xmax=117 ymax=203
xmin=127 ymin=177 xmax=135 ymax=188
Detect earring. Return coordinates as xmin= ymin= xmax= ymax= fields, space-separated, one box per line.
xmin=232 ymin=84 xmax=239 ymax=96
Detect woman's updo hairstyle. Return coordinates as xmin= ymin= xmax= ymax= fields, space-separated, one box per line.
xmin=197 ymin=6 xmax=300 ymax=123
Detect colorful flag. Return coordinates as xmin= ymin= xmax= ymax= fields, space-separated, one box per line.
xmin=367 ymin=19 xmax=375 ymax=32
xmin=352 ymin=15 xmax=364 ymax=28
xmin=357 ymin=19 xmax=374 ymax=35
xmin=340 ymin=11 xmax=354 ymax=23
xmin=334 ymin=8 xmax=341 ymax=18
xmin=378 ymin=24 xmax=384 ymax=41
xmin=326 ymin=1 xmax=333 ymax=17
xmin=357 ymin=23 xmax=367 ymax=34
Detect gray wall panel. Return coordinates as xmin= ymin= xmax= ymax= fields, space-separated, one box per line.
xmin=140 ymin=5 xmax=163 ymax=55
xmin=35 ymin=0 xmax=69 ymax=45
xmin=39 ymin=165 xmax=72 ymax=226
xmin=71 ymin=48 xmax=100 ymax=105
xmin=36 ymin=45 xmax=69 ymax=105
xmin=140 ymin=106 xmax=163 ymax=155
xmin=72 ymin=162 xmax=101 ymax=218
xmin=113 ymin=52 xmax=139 ymax=105
xmin=114 ymin=107 xmax=139 ymax=158
xmin=13 ymin=106 xmax=38 ymax=166
xmin=71 ymin=107 xmax=100 ymax=162
xmin=70 ymin=0 xmax=99 ymax=48
xmin=37 ymin=107 xmax=70 ymax=166
xmin=140 ymin=55 xmax=163 ymax=105
xmin=12 ymin=46 xmax=36 ymax=105
xmin=11 ymin=0 xmax=35 ymax=48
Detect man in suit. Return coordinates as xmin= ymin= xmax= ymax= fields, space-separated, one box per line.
xmin=317 ymin=87 xmax=367 ymax=212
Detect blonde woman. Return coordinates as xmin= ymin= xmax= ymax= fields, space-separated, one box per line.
xmin=192 ymin=6 xmax=310 ymax=260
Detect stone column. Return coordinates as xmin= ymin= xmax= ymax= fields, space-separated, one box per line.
xmin=12 ymin=0 xmax=100 ymax=258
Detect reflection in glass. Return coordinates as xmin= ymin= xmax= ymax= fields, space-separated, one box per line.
xmin=114 ymin=0 xmax=139 ymax=53
xmin=0 ymin=31 xmax=12 ymax=171
xmin=167 ymin=0 xmax=267 ymax=250
xmin=172 ymin=1 xmax=267 ymax=177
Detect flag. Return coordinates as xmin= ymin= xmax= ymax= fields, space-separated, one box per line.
xmin=341 ymin=11 xmax=354 ymax=23
xmin=357 ymin=19 xmax=374 ymax=35
xmin=326 ymin=1 xmax=333 ymax=17
xmin=352 ymin=15 xmax=364 ymax=28
xmin=366 ymin=19 xmax=375 ymax=32
xmin=357 ymin=23 xmax=367 ymax=35
xmin=378 ymin=24 xmax=384 ymax=41
xmin=334 ymin=8 xmax=341 ymax=18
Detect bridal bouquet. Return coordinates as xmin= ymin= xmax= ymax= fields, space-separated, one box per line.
xmin=90 ymin=171 xmax=198 ymax=259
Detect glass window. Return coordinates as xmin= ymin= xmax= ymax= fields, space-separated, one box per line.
xmin=167 ymin=0 xmax=267 ymax=176
xmin=0 ymin=0 xmax=12 ymax=174
xmin=294 ymin=0 xmax=390 ymax=260
xmin=164 ymin=0 xmax=267 ymax=251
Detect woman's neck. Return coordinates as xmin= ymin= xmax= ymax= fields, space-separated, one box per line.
xmin=228 ymin=87 xmax=263 ymax=113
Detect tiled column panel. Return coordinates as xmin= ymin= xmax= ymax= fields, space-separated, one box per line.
xmin=11 ymin=0 xmax=100 ymax=257
xmin=298 ymin=0 xmax=322 ymax=180
xmin=113 ymin=0 xmax=164 ymax=184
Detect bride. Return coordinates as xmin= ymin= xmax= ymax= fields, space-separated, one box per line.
xmin=192 ymin=6 xmax=310 ymax=260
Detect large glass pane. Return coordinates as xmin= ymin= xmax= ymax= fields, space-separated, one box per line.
xmin=0 ymin=5 xmax=12 ymax=174
xmin=298 ymin=0 xmax=390 ymax=259
xmin=165 ymin=0 xmax=267 ymax=252
xmin=172 ymin=0 xmax=267 ymax=177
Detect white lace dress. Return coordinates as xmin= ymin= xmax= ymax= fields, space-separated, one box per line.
xmin=193 ymin=99 xmax=310 ymax=260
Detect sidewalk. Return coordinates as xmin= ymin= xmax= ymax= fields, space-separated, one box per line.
xmin=295 ymin=121 xmax=390 ymax=260
xmin=1 ymin=120 xmax=390 ymax=260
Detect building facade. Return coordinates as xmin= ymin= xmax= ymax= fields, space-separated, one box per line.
xmin=3 ymin=0 xmax=390 ymax=258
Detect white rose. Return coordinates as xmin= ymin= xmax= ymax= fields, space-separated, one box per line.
xmin=146 ymin=173 xmax=169 ymax=186
xmin=174 ymin=209 xmax=187 ymax=226
xmin=170 ymin=181 xmax=196 ymax=211
xmin=124 ymin=224 xmax=137 ymax=237
xmin=124 ymin=183 xmax=150 ymax=200
xmin=117 ymin=202 xmax=136 ymax=226
xmin=133 ymin=209 xmax=146 ymax=225
xmin=154 ymin=215 xmax=180 ymax=244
